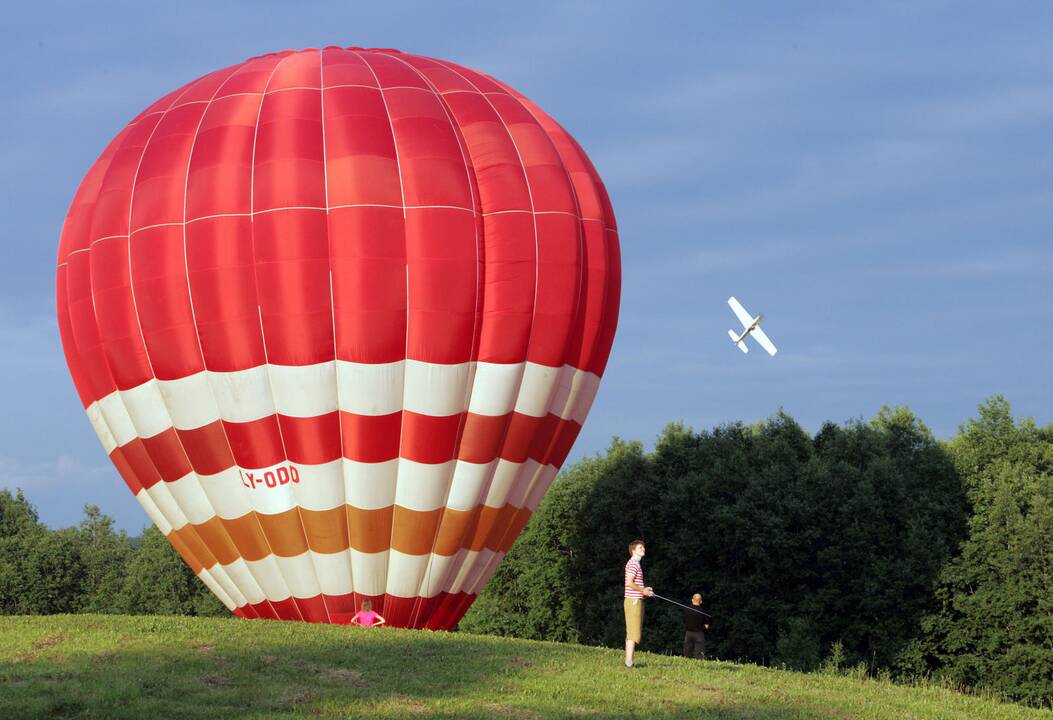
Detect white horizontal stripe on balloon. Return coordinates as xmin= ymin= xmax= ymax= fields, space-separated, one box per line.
xmin=97 ymin=391 xmax=138 ymax=447
xmin=336 ymin=361 xmax=404 ymax=416
xmin=418 ymin=551 xmax=462 ymax=598
xmin=243 ymin=555 xmax=295 ymax=602
xmin=470 ymin=551 xmax=507 ymax=596
xmin=514 ymin=362 xmax=562 ymax=417
xmin=221 ymin=558 xmax=268 ymax=606
xmin=86 ymin=402 xmax=118 ymax=454
xmin=209 ymin=365 xmax=275 ymax=423
xmin=197 ymin=467 xmax=255 ymax=520
xmin=349 ymin=549 xmax=389 ymax=597
xmin=206 ymin=565 xmax=248 ymax=610
xmin=445 ymin=459 xmax=498 ymax=512
xmin=548 ymin=365 xmax=601 ymax=425
xmin=158 ymin=372 xmax=221 ymax=429
xmin=310 ymin=549 xmax=355 ymax=597
xmin=524 ymin=466 xmax=561 ymax=511
xmin=270 ymin=362 xmax=338 ymax=417
xmin=506 ymin=462 xmax=556 ymax=509
xmin=483 ymin=458 xmax=536 ymax=509
xmin=468 ymin=362 xmax=525 ymax=416
xmin=458 ymin=549 xmax=499 ymax=596
xmin=133 ymin=487 xmax=173 ymax=535
xmin=445 ymin=548 xmax=484 ymax=595
xmin=271 ymin=552 xmax=323 ymax=600
xmin=393 ymin=459 xmax=455 ymax=512
xmin=120 ymin=379 xmax=172 ymax=439
xmin=196 ymin=569 xmax=237 ymax=610
xmin=403 ymin=360 xmax=473 ymax=417
xmin=290 ymin=460 xmax=345 ymax=511
xmin=385 ymin=550 xmax=430 ymax=598
xmin=344 ymin=459 xmax=398 ymax=510
xmin=161 ymin=472 xmax=216 ymax=526
xmin=84 ymin=361 xmax=598 ymax=442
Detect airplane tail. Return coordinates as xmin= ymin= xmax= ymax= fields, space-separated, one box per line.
xmin=728 ymin=329 xmax=748 ymax=353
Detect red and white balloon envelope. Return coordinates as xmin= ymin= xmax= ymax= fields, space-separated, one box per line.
xmin=55 ymin=47 xmax=620 ymax=628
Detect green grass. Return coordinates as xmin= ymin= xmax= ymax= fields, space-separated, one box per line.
xmin=0 ymin=615 xmax=1048 ymax=719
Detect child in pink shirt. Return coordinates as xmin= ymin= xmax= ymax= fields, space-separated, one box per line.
xmin=351 ymin=600 xmax=386 ymax=627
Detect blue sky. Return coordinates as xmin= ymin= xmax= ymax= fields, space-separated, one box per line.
xmin=2 ymin=2 xmax=1050 ymax=532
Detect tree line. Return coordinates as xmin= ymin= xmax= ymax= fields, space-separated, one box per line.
xmin=460 ymin=397 xmax=1053 ymax=708
xmin=0 ymin=495 xmax=224 ymax=618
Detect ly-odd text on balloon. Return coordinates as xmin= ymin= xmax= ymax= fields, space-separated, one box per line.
xmin=241 ymin=465 xmax=300 ymax=490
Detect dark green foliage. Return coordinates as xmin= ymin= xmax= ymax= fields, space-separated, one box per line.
xmin=77 ymin=505 xmax=133 ymax=613
xmin=115 ymin=527 xmax=227 ymax=617
xmin=462 ymin=439 xmax=650 ymax=643
xmin=0 ymin=499 xmax=223 ymax=618
xmin=0 ymin=490 xmax=46 ymax=613
xmin=908 ymin=397 xmax=1053 ymax=707
xmin=464 ymin=408 xmax=966 ymax=679
xmin=19 ymin=527 xmax=87 ymax=614
xmin=774 ymin=616 xmax=823 ymax=671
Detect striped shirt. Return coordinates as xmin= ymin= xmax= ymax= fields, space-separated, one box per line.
xmin=624 ymin=558 xmax=644 ymax=598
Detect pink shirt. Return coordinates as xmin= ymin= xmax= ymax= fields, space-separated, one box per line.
xmin=624 ymin=558 xmax=644 ymax=598
xmin=354 ymin=610 xmax=380 ymax=627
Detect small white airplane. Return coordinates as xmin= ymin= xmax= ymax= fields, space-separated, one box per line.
xmin=727 ymin=296 xmax=778 ymax=356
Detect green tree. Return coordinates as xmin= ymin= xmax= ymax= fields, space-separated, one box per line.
xmin=463 ymin=410 xmax=964 ymax=675
xmin=76 ymin=505 xmax=132 ymax=613
xmin=0 ymin=489 xmax=46 ymax=613
xmin=907 ymin=397 xmax=1053 ymax=707
xmin=19 ymin=528 xmax=86 ymax=614
xmin=461 ymin=438 xmax=651 ymax=643
xmin=116 ymin=527 xmax=227 ymax=617
xmin=801 ymin=407 xmax=966 ymax=671
xmin=1 ymin=491 xmax=90 ymax=614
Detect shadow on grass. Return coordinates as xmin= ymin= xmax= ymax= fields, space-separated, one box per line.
xmin=0 ymin=624 xmax=844 ymax=720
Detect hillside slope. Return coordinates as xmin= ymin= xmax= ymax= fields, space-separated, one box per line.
xmin=0 ymin=615 xmax=1048 ymax=719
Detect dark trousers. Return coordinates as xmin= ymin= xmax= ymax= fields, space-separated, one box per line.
xmin=683 ymin=630 xmax=706 ymax=659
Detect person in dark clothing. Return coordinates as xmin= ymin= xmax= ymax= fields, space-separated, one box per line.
xmin=683 ymin=592 xmax=709 ymax=659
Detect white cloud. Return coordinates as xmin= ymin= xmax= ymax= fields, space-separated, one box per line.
xmin=0 ymin=453 xmax=113 ymax=493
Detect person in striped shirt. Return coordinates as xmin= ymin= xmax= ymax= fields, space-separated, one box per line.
xmin=624 ymin=539 xmax=653 ymax=668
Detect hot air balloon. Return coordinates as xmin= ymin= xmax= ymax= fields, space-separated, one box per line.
xmin=55 ymin=46 xmax=620 ymax=629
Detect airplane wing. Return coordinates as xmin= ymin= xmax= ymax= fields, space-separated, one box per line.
xmin=727 ymin=296 xmax=754 ymax=328
xmin=728 ymin=329 xmax=748 ymax=353
xmin=751 ymin=326 xmax=778 ymax=356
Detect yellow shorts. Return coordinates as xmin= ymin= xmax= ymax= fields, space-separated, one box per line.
xmin=624 ymin=597 xmax=643 ymax=643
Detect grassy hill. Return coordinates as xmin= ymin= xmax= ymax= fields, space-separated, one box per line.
xmin=1 ymin=615 xmax=1048 ymax=720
